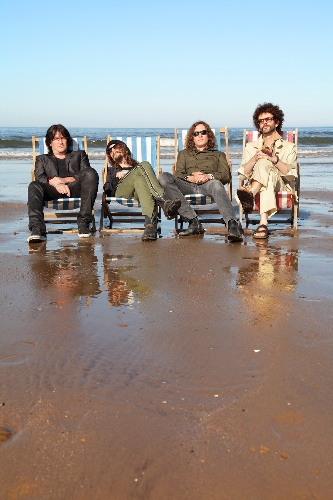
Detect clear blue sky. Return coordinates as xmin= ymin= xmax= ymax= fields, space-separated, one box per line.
xmin=1 ymin=0 xmax=332 ymax=128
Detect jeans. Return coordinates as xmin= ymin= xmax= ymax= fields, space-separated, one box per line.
xmin=158 ymin=172 xmax=236 ymax=223
xmin=28 ymin=168 xmax=99 ymax=232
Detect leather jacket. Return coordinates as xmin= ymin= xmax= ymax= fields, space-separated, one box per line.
xmin=34 ymin=150 xmax=91 ymax=183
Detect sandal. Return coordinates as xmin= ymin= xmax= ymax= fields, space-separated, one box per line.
xmin=253 ymin=224 xmax=269 ymax=239
xmin=236 ymin=188 xmax=254 ymax=213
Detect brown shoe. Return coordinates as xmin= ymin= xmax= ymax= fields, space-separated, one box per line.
xmin=237 ymin=188 xmax=254 ymax=213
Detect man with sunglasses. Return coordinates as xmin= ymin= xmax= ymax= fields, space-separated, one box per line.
xmin=159 ymin=121 xmax=243 ymax=240
xmin=27 ymin=124 xmax=99 ymax=241
xmin=237 ymin=103 xmax=297 ymax=239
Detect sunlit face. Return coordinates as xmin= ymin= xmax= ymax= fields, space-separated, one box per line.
xmin=50 ymin=131 xmax=68 ymax=155
xmin=258 ymin=113 xmax=278 ymax=135
xmin=193 ymin=124 xmax=209 ymax=150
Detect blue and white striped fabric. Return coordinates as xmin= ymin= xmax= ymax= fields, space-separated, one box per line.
xmin=107 ymin=197 xmax=141 ymax=208
xmin=183 ymin=194 xmax=214 ymax=205
xmin=109 ymin=137 xmax=157 ymax=172
xmin=37 ymin=137 xmax=83 ymax=155
xmin=105 ymin=137 xmax=157 ymax=206
xmin=44 ymin=198 xmax=81 ymax=210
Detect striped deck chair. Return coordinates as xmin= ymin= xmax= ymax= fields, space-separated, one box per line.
xmin=173 ymin=127 xmax=232 ymax=232
xmin=100 ymin=135 xmax=161 ymax=232
xmin=239 ymin=129 xmax=300 ymax=230
xmin=31 ymin=136 xmax=96 ymax=233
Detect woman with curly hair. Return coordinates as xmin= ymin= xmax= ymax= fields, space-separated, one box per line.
xmin=103 ymin=140 xmax=180 ymax=241
xmin=237 ymin=103 xmax=297 ymax=239
xmin=159 ymin=121 xmax=242 ymax=241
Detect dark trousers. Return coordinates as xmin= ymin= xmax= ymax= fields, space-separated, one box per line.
xmin=28 ymin=168 xmax=99 ymax=232
xmin=158 ymin=172 xmax=236 ymax=223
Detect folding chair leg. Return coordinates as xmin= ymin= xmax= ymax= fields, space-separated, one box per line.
xmin=239 ymin=204 xmax=243 ymax=228
xmin=293 ymin=200 xmax=298 ymax=230
xmin=100 ymin=195 xmax=114 ymax=231
xmin=91 ymin=212 xmax=96 ymax=233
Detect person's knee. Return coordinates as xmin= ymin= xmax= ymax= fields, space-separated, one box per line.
xmin=81 ymin=168 xmax=99 ymax=186
xmin=210 ymin=180 xmax=225 ymax=195
xmin=158 ymin=172 xmax=173 ymax=187
xmin=28 ymin=181 xmax=43 ymax=196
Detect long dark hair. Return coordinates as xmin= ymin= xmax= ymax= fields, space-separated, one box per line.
xmin=45 ymin=124 xmax=73 ymax=154
xmin=106 ymin=141 xmax=139 ymax=168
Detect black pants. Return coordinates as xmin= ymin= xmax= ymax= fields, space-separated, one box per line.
xmin=28 ymin=168 xmax=99 ymax=232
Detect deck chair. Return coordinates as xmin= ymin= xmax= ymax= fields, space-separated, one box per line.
xmin=100 ymin=135 xmax=161 ymax=232
xmin=31 ymin=136 xmax=96 ymax=233
xmin=238 ymin=129 xmax=300 ymax=230
xmin=172 ymin=127 xmax=232 ymax=232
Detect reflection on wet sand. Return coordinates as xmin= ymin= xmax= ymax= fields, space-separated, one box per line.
xmin=28 ymin=240 xmax=101 ymax=307
xmin=236 ymin=242 xmax=299 ymax=325
xmin=103 ymin=253 xmax=151 ymax=307
xmin=28 ymin=241 xmax=151 ymax=310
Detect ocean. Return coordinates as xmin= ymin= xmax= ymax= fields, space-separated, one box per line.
xmin=1 ymin=127 xmax=333 ymax=160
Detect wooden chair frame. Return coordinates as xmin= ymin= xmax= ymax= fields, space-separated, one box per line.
xmin=238 ymin=129 xmax=300 ymax=230
xmin=100 ymin=135 xmax=161 ymax=233
xmin=172 ymin=127 xmax=232 ymax=232
xmin=31 ymin=136 xmax=96 ymax=233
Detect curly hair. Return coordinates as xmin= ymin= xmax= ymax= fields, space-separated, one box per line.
xmin=185 ymin=121 xmax=217 ymax=150
xmin=106 ymin=141 xmax=139 ymax=168
xmin=45 ymin=124 xmax=72 ymax=154
xmin=253 ymin=103 xmax=284 ymax=133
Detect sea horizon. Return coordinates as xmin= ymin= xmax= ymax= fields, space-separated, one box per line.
xmin=1 ymin=126 xmax=333 ymax=160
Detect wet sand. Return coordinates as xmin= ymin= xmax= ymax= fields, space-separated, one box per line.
xmin=0 ymin=192 xmax=333 ymax=499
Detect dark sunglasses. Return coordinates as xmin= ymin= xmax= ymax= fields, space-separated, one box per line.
xmin=193 ymin=129 xmax=207 ymax=137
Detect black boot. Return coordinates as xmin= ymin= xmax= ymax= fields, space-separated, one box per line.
xmin=227 ymin=219 xmax=243 ymax=242
xmin=156 ymin=198 xmax=181 ymax=220
xmin=178 ymin=217 xmax=204 ymax=237
xmin=142 ymin=214 xmax=158 ymax=241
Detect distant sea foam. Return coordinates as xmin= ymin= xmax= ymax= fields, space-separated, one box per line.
xmin=0 ymin=127 xmax=332 ymax=160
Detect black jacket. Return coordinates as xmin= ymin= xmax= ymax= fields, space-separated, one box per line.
xmin=103 ymin=165 xmax=136 ymax=197
xmin=35 ymin=150 xmax=91 ymax=184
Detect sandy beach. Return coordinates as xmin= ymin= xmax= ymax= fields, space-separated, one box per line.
xmin=0 ymin=183 xmax=332 ymax=499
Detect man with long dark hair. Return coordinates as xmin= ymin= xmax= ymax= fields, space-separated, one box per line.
xmin=104 ymin=140 xmax=180 ymax=241
xmin=159 ymin=121 xmax=243 ymax=240
xmin=237 ymin=103 xmax=297 ymax=239
xmin=27 ymin=124 xmax=99 ymax=241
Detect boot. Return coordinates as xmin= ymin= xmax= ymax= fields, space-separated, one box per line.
xmin=178 ymin=217 xmax=204 ymax=237
xmin=142 ymin=214 xmax=158 ymax=241
xmin=227 ymin=219 xmax=243 ymax=242
xmin=156 ymin=198 xmax=181 ymax=220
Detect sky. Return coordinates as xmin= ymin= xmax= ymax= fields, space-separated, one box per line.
xmin=1 ymin=0 xmax=332 ymax=128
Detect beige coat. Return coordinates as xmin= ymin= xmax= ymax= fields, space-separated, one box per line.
xmin=238 ymin=135 xmax=297 ymax=217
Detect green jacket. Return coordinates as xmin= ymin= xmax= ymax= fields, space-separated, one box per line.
xmin=175 ymin=148 xmax=231 ymax=185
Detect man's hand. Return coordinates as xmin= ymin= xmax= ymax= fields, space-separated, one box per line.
xmin=48 ymin=176 xmax=72 ymax=196
xmin=187 ymin=171 xmax=211 ymax=184
xmin=116 ymin=171 xmax=128 ymax=179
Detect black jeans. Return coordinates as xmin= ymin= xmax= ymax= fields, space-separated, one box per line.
xmin=28 ymin=168 xmax=99 ymax=232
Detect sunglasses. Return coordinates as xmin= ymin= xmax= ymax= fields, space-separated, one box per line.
xmin=259 ymin=117 xmax=274 ymax=124
xmin=193 ymin=129 xmax=208 ymax=137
